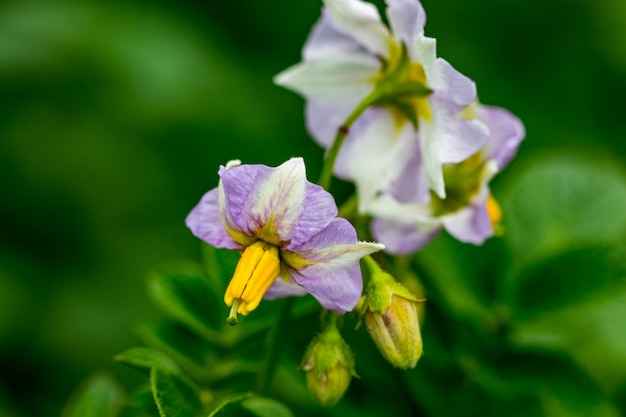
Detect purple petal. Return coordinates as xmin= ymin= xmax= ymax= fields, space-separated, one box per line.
xmin=264 ymin=276 xmax=308 ymax=299
xmin=480 ymin=105 xmax=525 ymax=170
xmin=371 ymin=217 xmax=441 ymax=254
xmin=220 ymin=159 xmax=307 ymax=245
xmin=286 ymin=218 xmax=384 ymax=313
xmin=441 ymin=191 xmax=493 ymax=244
xmin=185 ymin=188 xmax=243 ymax=250
xmin=386 ymin=0 xmax=426 ymax=45
xmin=288 ymin=263 xmax=362 ymax=313
xmin=287 ymin=181 xmax=338 ymax=249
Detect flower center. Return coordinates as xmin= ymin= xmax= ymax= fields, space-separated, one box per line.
xmin=430 ymin=152 xmax=486 ymax=215
xmin=375 ymin=41 xmax=432 ymax=129
xmin=225 ymin=240 xmax=280 ymax=324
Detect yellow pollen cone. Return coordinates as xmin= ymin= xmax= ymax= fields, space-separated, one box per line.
xmin=486 ymin=194 xmax=502 ymax=226
xmin=225 ymin=241 xmax=280 ymax=324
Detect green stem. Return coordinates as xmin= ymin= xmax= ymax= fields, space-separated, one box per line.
xmin=318 ymin=88 xmax=381 ymax=190
xmin=256 ymin=297 xmax=295 ymax=395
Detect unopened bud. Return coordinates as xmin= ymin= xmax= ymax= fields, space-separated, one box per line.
xmin=361 ymin=257 xmax=424 ymax=369
xmin=301 ymin=319 xmax=355 ymax=406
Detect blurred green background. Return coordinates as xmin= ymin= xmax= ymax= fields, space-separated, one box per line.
xmin=1 ymin=0 xmax=625 ymax=416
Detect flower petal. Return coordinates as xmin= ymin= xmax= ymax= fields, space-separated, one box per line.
xmin=274 ymin=53 xmax=379 ymax=101
xmin=220 ymin=158 xmax=307 ymax=245
xmin=287 ymin=218 xmax=384 ymax=313
xmin=305 ymin=99 xmax=362 ymax=148
xmin=420 ymin=95 xmax=489 ymax=197
xmin=371 ymin=216 xmax=440 ymax=254
xmin=441 ymin=190 xmax=493 ymax=244
xmin=389 ymin=142 xmax=431 ymax=204
xmin=432 ymin=58 xmax=477 ymax=110
xmin=480 ymin=105 xmax=525 ymax=170
xmin=287 ymin=181 xmax=338 ymax=249
xmin=303 ymin=11 xmax=367 ymax=60
xmin=185 ymin=188 xmax=243 ymax=250
xmin=264 ymin=276 xmax=308 ymax=299
xmin=386 ymin=0 xmax=426 ymax=45
xmin=335 ymin=107 xmax=417 ymax=211
xmin=323 ymin=0 xmax=393 ymax=58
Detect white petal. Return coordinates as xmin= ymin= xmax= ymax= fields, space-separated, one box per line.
xmin=303 ymin=12 xmax=366 ymax=60
xmin=274 ymin=53 xmax=378 ymax=100
xmin=323 ymin=0 xmax=393 ymax=58
xmin=335 ymin=108 xmax=417 ymax=211
xmin=386 ymin=0 xmax=426 ymax=45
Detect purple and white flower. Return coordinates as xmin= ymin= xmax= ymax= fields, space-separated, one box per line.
xmin=369 ymin=104 xmax=525 ymax=254
xmin=275 ymin=0 xmax=489 ymax=209
xmin=186 ymin=158 xmax=384 ymax=318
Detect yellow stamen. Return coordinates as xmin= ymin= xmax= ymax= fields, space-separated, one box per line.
xmin=486 ymin=194 xmax=502 ymax=225
xmin=224 ymin=240 xmax=281 ymax=323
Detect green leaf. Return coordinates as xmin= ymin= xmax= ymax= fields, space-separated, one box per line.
xmin=121 ymin=385 xmax=159 ymax=417
xmin=499 ymin=152 xmax=626 ymax=266
xmin=137 ymin=320 xmax=260 ymax=384
xmin=151 ymin=368 xmax=202 ymax=417
xmin=62 ymin=373 xmax=124 ymax=417
xmin=512 ymin=243 xmax=626 ymax=313
xmin=137 ymin=320 xmax=217 ymax=372
xmin=206 ymin=392 xmax=254 ymax=417
xmin=147 ymin=261 xmax=224 ymax=339
xmin=497 ymin=152 xmax=626 ymax=309
xmin=240 ymin=397 xmax=294 ymax=417
xmin=510 ymin=287 xmax=626 ymax=390
xmin=114 ymin=347 xmax=180 ymax=375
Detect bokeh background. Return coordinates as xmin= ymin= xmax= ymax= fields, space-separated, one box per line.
xmin=1 ymin=0 xmax=625 ymax=415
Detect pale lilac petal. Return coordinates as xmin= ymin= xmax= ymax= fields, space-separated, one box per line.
xmin=386 ymin=0 xmax=426 ymax=45
xmin=334 ymin=107 xmax=417 ymax=211
xmin=273 ymin=53 xmax=379 ymax=100
xmin=371 ymin=217 xmax=440 ymax=254
xmin=288 ymin=263 xmax=361 ymax=313
xmin=432 ymin=95 xmax=490 ymax=163
xmin=287 ymin=181 xmax=338 ymax=248
xmin=221 ymin=158 xmax=307 ymax=244
xmin=286 ymin=218 xmax=384 ymax=313
xmin=419 ymin=96 xmax=489 ymax=198
xmin=305 ymin=99 xmax=361 ymax=148
xmin=303 ymin=12 xmax=367 ymax=60
xmin=432 ymin=58 xmax=477 ymax=110
xmin=480 ymin=105 xmax=525 ymax=170
xmin=323 ymin=0 xmax=393 ymax=58
xmin=441 ymin=191 xmax=493 ymax=244
xmin=264 ymin=276 xmax=308 ymax=299
xmin=185 ymin=188 xmax=243 ymax=250
xmin=390 ymin=142 xmax=430 ymax=204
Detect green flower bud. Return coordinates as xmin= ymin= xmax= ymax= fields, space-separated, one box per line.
xmin=361 ymin=257 xmax=424 ymax=369
xmin=301 ymin=318 xmax=356 ymax=406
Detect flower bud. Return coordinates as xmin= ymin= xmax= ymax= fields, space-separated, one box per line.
xmin=361 ymin=257 xmax=424 ymax=369
xmin=301 ymin=320 xmax=356 ymax=406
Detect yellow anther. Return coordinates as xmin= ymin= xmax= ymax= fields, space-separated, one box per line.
xmin=486 ymin=194 xmax=502 ymax=226
xmin=224 ymin=240 xmax=281 ymax=323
